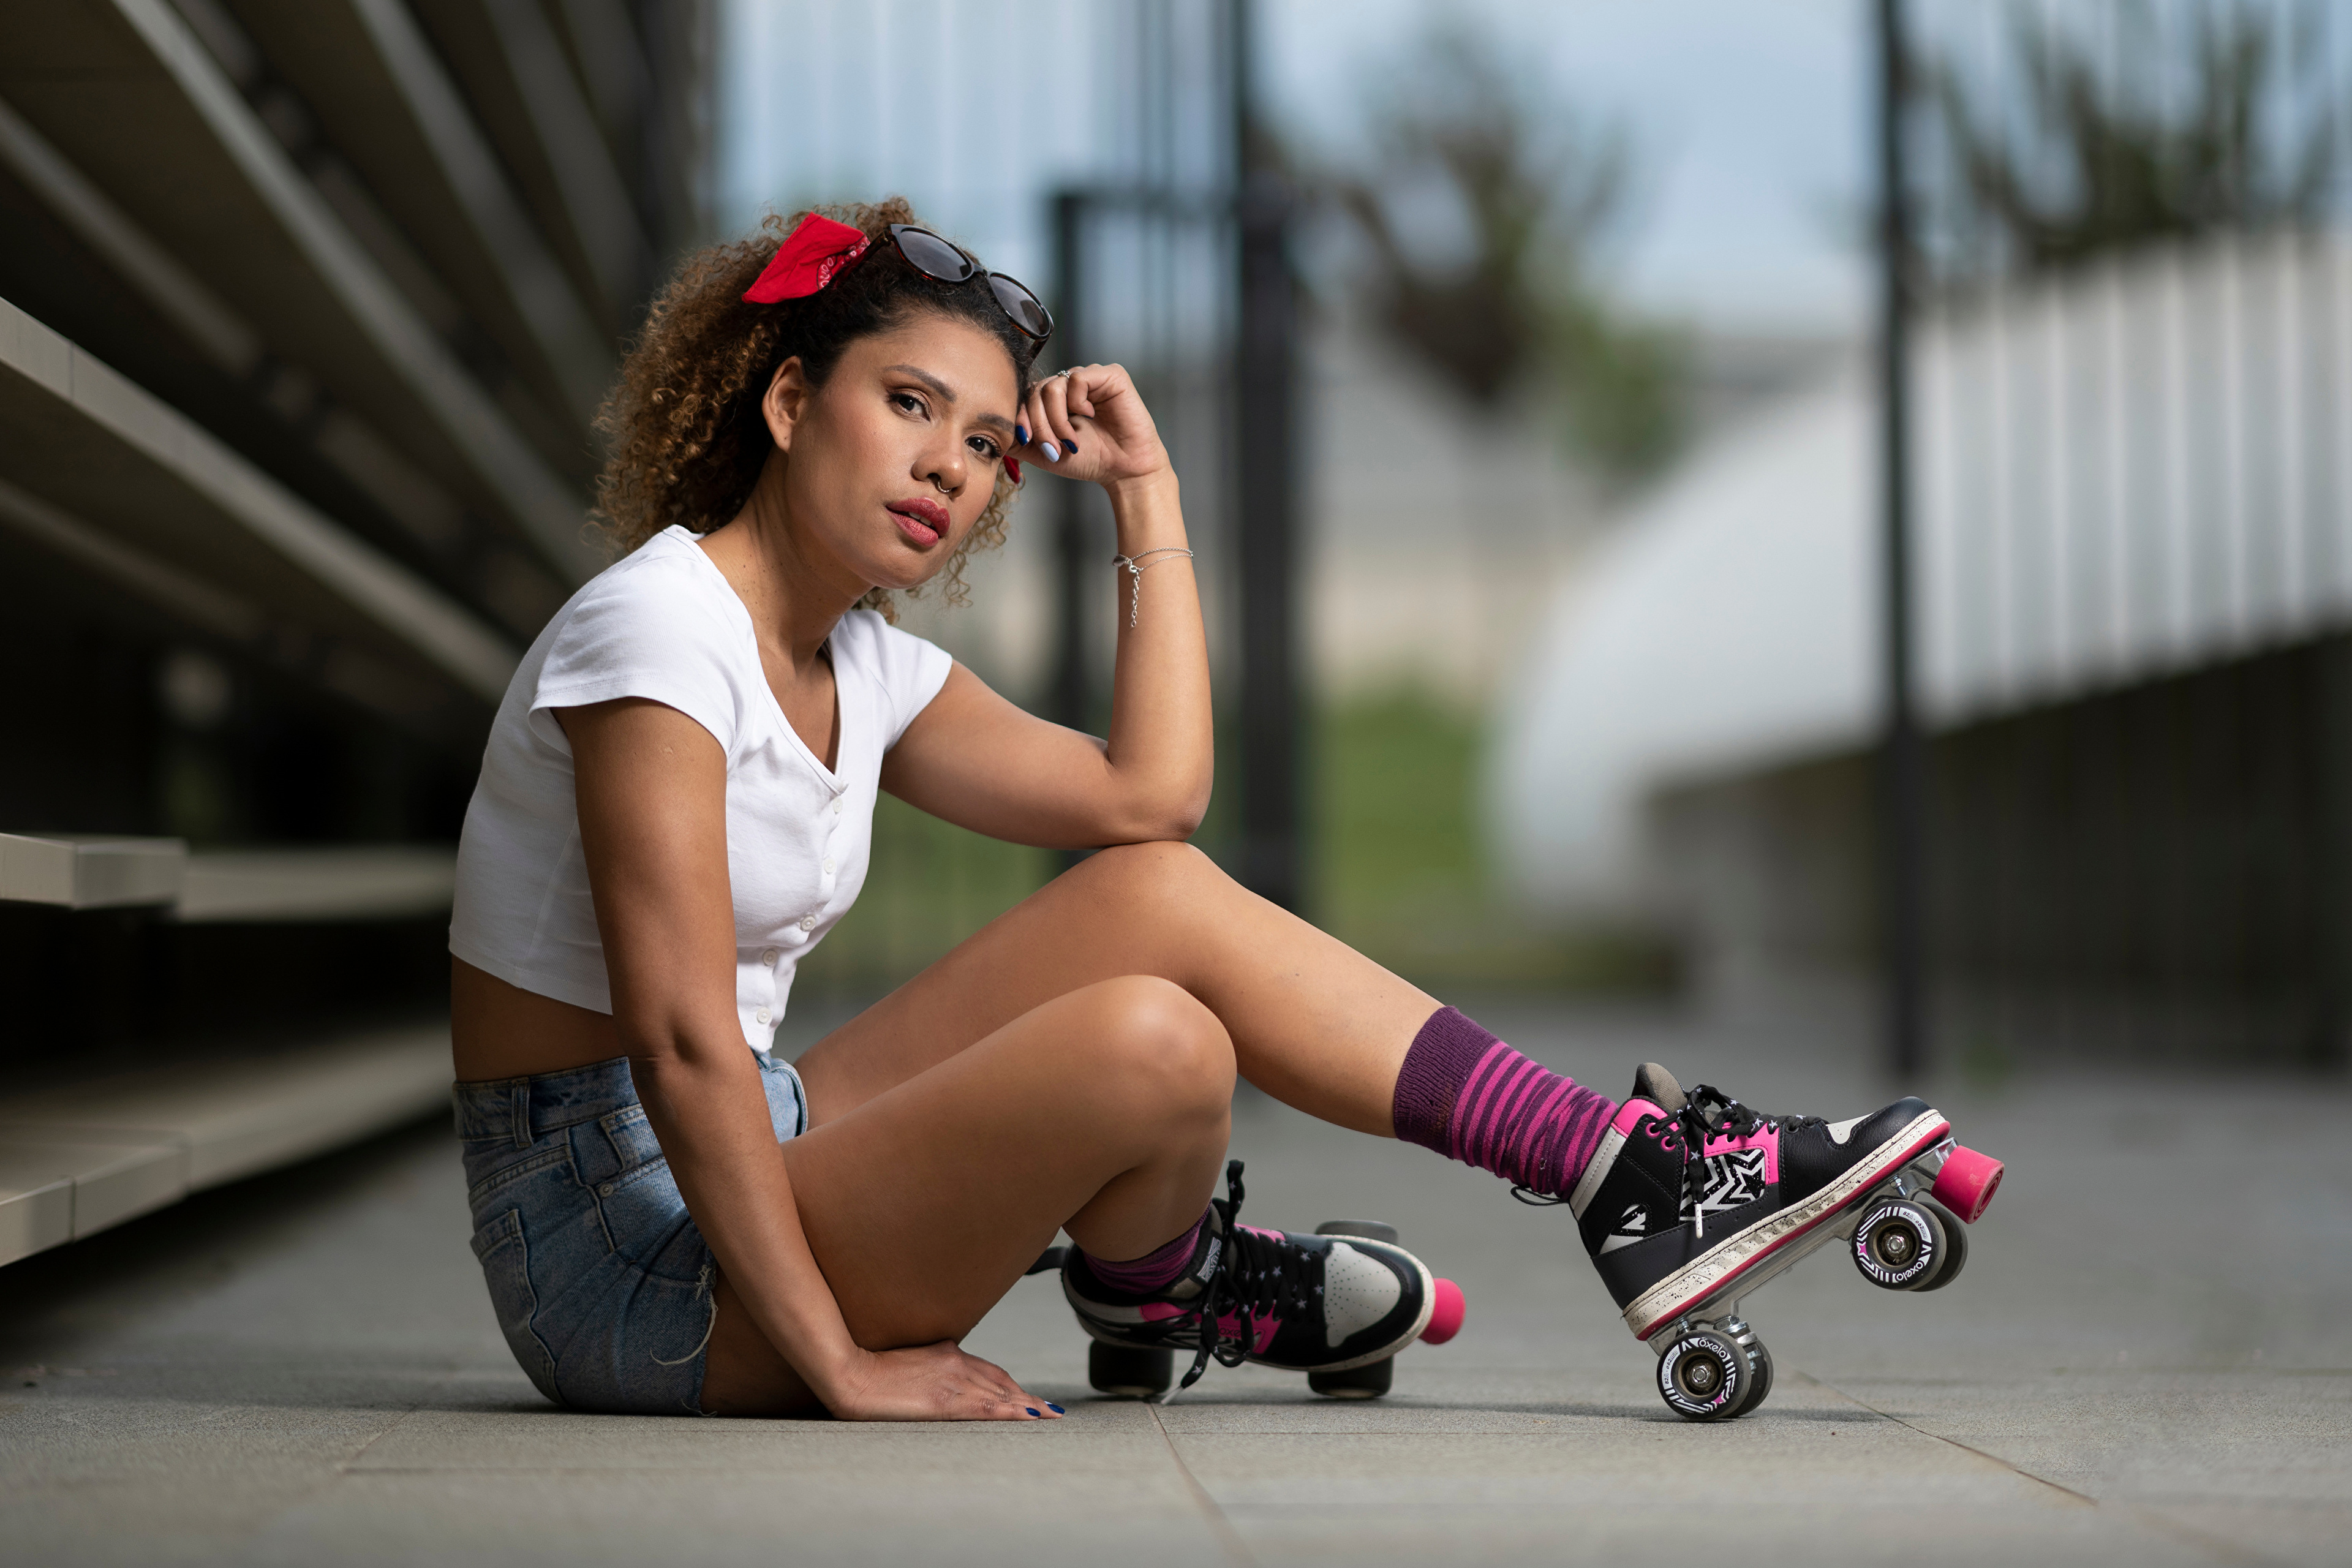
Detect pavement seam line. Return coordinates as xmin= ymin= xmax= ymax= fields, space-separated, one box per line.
xmin=338 ymin=1406 xmax=418 ymax=1473
xmin=1793 ymin=1371 xmax=2102 ymax=1504
xmin=1796 ymin=1373 xmax=2285 ymax=1568
xmin=1144 ymin=1403 xmax=1259 ymax=1568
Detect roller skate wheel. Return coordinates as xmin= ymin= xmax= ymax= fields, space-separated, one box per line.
xmin=1656 ymin=1327 xmax=1747 ymax=1421
xmin=1913 ymin=1196 xmax=1968 ymax=1291
xmin=1420 ymin=1278 xmax=1466 ymax=1345
xmin=1852 ymin=1197 xmax=1943 ymax=1290
xmin=1088 ymin=1342 xmax=1174 ymax=1398
xmin=1314 ymin=1219 xmax=1400 ymax=1244
xmin=1732 ymin=1340 xmax=1774 ymax=1417
xmin=1930 ymin=1145 xmax=2004 ymax=1223
xmin=1308 ymin=1357 xmax=1393 ymax=1399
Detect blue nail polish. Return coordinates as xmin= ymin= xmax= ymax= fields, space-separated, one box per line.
xmin=1016 ymin=424 xmax=1028 ymax=444
xmin=1025 ymin=1407 xmax=1041 ymax=1417
xmin=1041 ymin=442 xmax=1060 ymax=462
xmin=1064 ymin=439 xmax=1078 ymax=453
xmin=1046 ymin=1402 xmax=1065 ymax=1414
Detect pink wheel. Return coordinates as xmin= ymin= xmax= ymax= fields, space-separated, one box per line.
xmin=1420 ymin=1278 xmax=1466 ymax=1345
xmin=1931 ymin=1145 xmax=2004 ymax=1223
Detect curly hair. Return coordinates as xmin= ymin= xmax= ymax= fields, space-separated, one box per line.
xmin=588 ymin=198 xmax=1042 ymax=620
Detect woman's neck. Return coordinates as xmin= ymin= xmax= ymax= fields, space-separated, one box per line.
xmin=701 ymin=468 xmax=863 ymax=671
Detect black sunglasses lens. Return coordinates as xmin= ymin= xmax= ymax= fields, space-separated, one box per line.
xmin=893 ymin=226 xmax=976 ymax=282
xmin=989 ymin=275 xmax=1054 ymax=339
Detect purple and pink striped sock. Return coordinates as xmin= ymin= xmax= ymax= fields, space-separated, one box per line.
xmin=1079 ymin=1208 xmax=1210 ymax=1297
xmin=1392 ymin=1006 xmax=1618 ymax=1197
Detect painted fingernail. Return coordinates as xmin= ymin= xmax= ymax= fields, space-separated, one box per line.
xmin=1025 ymin=1407 xmax=1041 ymax=1417
xmin=1064 ymin=439 xmax=1077 ymax=453
xmin=1046 ymin=1402 xmax=1065 ymax=1414
xmin=1016 ymin=423 xmax=1028 ymax=444
xmin=1041 ymin=442 xmax=1061 ymax=462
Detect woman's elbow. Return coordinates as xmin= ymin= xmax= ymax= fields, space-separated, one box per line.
xmin=1104 ymin=786 xmax=1208 ymax=845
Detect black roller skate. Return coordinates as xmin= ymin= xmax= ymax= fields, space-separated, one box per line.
xmin=1551 ymin=1064 xmax=2003 ymax=1422
xmin=1036 ymin=1161 xmax=1466 ymax=1401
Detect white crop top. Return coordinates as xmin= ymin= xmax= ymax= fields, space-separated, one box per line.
xmin=450 ymin=525 xmax=954 ymax=1052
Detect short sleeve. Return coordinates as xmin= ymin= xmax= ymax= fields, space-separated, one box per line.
xmin=839 ymin=610 xmax=954 ymax=750
xmin=528 ymin=548 xmax=749 ymax=758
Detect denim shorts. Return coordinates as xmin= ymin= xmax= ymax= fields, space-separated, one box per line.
xmin=453 ymin=1052 xmax=809 ymax=1415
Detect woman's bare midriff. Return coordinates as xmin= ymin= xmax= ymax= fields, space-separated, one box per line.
xmin=451 ymin=957 xmax=628 ymax=1082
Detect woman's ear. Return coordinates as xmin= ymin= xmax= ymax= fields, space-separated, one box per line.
xmin=762 ymin=358 xmax=810 ymax=451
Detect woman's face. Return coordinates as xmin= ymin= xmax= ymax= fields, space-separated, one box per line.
xmin=764 ymin=312 xmax=1020 ymax=594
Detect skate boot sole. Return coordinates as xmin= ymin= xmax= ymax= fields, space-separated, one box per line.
xmin=1623 ymin=1109 xmax=1953 ymax=1341
xmin=1072 ymin=1235 xmax=1438 ymax=1376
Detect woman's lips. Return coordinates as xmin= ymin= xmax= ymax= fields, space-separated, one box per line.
xmin=887 ymin=498 xmax=948 ymax=545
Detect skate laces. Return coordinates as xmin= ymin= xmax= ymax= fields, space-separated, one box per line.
xmin=1675 ymin=1087 xmax=1825 ymax=1238
xmin=1175 ymin=1159 xmax=1322 ymax=1394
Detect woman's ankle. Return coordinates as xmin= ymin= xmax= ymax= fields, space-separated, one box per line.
xmin=1075 ymin=1207 xmax=1212 ymax=1298
xmin=1392 ymin=1006 xmax=1618 ymax=1196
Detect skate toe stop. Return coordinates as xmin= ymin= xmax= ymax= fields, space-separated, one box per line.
xmin=1421 ymin=1278 xmax=1466 ymax=1344
xmin=1931 ymin=1145 xmax=2005 ymax=1224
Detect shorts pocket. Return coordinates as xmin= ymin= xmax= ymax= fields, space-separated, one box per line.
xmin=472 ymin=1208 xmax=563 ymax=1406
xmin=594 ymin=1150 xmax=707 ymax=1281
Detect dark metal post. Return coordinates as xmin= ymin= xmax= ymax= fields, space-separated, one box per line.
xmin=1876 ymin=0 xmax=1926 ymax=1079
xmin=1050 ymin=189 xmax=1090 ymax=736
xmin=1231 ymin=0 xmax=1302 ymax=910
xmin=2313 ymin=638 xmax=2352 ymax=1068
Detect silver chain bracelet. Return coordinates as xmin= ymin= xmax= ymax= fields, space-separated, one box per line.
xmin=1112 ymin=546 xmax=1194 ymax=628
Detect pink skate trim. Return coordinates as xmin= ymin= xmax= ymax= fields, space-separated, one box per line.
xmin=1931 ymin=1145 xmax=2004 ymax=1223
xmin=1626 ymin=1113 xmax=1951 ymax=1341
xmin=1611 ymin=1098 xmax=1659 ymax=1136
xmin=1702 ymin=1123 xmax=1780 ymax=1185
xmin=1420 ymin=1278 xmax=1466 ymax=1344
xmin=1134 ymin=1302 xmax=1281 ymax=1356
xmin=1202 ymin=1310 xmax=1281 ymax=1354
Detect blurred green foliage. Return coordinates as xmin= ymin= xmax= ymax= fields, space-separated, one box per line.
xmin=1326 ymin=24 xmax=1688 ymax=484
xmin=791 ymin=791 xmax=1055 ymax=999
xmin=1923 ymin=0 xmax=2342 ymax=281
xmin=794 ymin=689 xmax=1675 ymax=1002
xmin=1309 ymin=688 xmax=1677 ymax=993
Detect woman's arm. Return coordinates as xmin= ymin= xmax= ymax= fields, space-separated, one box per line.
xmin=880 ymin=363 xmax=1211 ymax=850
xmin=563 ymin=695 xmax=1050 ymax=1420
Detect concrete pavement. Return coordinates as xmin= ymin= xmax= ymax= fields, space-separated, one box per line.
xmin=3 ymin=997 xmax=2346 ymax=1566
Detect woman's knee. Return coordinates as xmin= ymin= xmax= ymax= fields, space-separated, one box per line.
xmin=1085 ymin=974 xmax=1235 ymax=1120
xmin=1077 ymin=840 xmax=1227 ymax=903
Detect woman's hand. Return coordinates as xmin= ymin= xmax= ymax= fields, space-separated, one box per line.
xmin=821 ymin=1340 xmax=1064 ymax=1422
xmin=1018 ymin=362 xmax=1169 ymax=491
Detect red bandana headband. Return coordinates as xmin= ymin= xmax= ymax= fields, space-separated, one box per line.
xmin=742 ymin=213 xmax=872 ymax=303
xmin=741 ymin=213 xmax=1024 ymax=486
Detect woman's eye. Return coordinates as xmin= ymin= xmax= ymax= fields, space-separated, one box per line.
xmin=970 ymin=437 xmax=1001 ymax=461
xmin=891 ymin=393 xmax=925 ymax=416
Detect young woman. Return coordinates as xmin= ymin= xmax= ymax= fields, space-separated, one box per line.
xmin=448 ymin=202 xmax=1979 ymax=1423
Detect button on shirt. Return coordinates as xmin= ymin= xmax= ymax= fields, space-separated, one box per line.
xmin=451 ymin=526 xmax=953 ymax=1052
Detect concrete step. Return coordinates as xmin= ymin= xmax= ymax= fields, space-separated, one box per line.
xmin=0 ymin=1024 xmax=450 ymax=1267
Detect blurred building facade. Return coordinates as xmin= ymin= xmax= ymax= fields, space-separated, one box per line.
xmin=1494 ymin=0 xmax=2352 ymax=1069
xmin=0 ymin=0 xmax=709 ymax=1263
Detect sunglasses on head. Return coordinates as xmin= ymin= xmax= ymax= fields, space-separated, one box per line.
xmin=885 ymin=224 xmax=1054 ymax=343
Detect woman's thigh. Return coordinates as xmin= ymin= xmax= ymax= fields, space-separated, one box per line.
xmin=796 ymin=842 xmax=1434 ymax=1134
xmin=700 ymin=974 xmax=1235 ymax=1416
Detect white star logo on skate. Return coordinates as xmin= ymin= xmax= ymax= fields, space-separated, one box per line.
xmin=1599 ymin=1202 xmax=1649 ymax=1254
xmin=1683 ymin=1148 xmax=1768 ymax=1220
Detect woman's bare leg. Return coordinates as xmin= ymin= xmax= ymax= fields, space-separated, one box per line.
xmin=701 ymin=974 xmax=1235 ymax=1415
xmin=797 ymin=841 xmax=1438 ymax=1135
